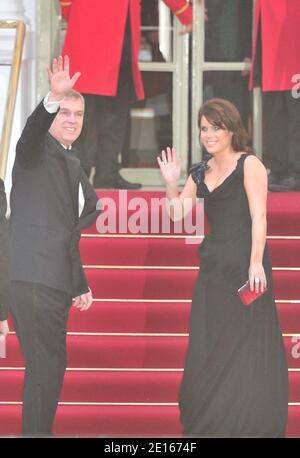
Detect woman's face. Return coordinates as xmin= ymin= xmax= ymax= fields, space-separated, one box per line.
xmin=200 ymin=115 xmax=232 ymax=155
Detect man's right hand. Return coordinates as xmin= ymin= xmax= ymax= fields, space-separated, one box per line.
xmin=73 ymin=290 xmax=93 ymax=311
xmin=46 ymin=55 xmax=81 ymax=102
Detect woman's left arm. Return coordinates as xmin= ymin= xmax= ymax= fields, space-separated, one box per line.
xmin=243 ymin=155 xmax=268 ymax=293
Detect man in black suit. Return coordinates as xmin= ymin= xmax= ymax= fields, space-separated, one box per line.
xmin=9 ymin=56 xmax=100 ymax=436
xmin=0 ymin=179 xmax=10 ymax=338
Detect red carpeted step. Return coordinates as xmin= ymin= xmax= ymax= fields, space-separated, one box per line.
xmin=8 ymin=300 xmax=299 ymax=335
xmin=0 ymin=371 xmax=23 ymax=401
xmin=86 ymin=268 xmax=197 ymax=300
xmin=277 ymin=303 xmax=300 ymax=334
xmin=268 ymin=239 xmax=300 ymax=267
xmin=89 ymin=190 xmax=206 ymax=237
xmin=7 ymin=301 xmax=300 ymax=335
xmin=60 ymin=371 xmax=181 ymax=403
xmin=1 ymin=335 xmax=299 ymax=369
xmin=289 ymin=372 xmax=300 ymax=402
xmin=68 ymin=301 xmax=299 ymax=334
xmin=85 ymin=191 xmax=300 ymax=236
xmin=80 ymin=237 xmax=200 ymax=267
xmin=286 ymin=405 xmax=300 ymax=438
xmin=0 ymin=335 xmax=187 ymax=369
xmin=8 ymin=301 xmax=191 ymax=334
xmin=2 ymin=191 xmax=300 ymax=437
xmin=0 ymin=370 xmax=181 ymax=403
xmin=80 ymin=237 xmax=300 ymax=268
xmin=0 ymin=405 xmax=183 ymax=437
xmin=67 ymin=301 xmax=191 ymax=334
xmin=267 ymin=193 xmax=300 ymax=236
xmin=54 ymin=405 xmax=183 ymax=437
xmin=0 ymin=405 xmax=299 ymax=437
xmin=55 ymin=405 xmax=300 ymax=438
xmin=272 ymin=271 xmax=300 ymax=299
xmin=85 ymin=268 xmax=300 ymax=300
xmin=0 ymin=405 xmax=21 ymax=437
xmin=1 ymin=370 xmax=299 ymax=404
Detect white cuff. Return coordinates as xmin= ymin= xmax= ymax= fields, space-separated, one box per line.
xmin=43 ymin=92 xmax=64 ymax=113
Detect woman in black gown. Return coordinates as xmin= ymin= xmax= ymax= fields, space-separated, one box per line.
xmin=157 ymin=98 xmax=288 ymax=437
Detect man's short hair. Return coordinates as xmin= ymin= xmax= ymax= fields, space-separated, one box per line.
xmin=64 ymin=90 xmax=85 ymax=109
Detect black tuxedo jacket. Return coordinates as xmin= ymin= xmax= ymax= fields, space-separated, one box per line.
xmin=9 ymin=101 xmax=100 ymax=297
xmin=0 ymin=179 xmax=10 ymax=320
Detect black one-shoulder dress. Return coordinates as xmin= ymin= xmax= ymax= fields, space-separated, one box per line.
xmin=179 ymin=154 xmax=288 ymax=437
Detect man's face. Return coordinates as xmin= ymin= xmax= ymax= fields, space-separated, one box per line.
xmin=49 ymin=96 xmax=84 ymax=147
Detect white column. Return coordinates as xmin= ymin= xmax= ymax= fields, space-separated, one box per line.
xmin=0 ymin=0 xmax=26 ymax=19
xmin=0 ymin=0 xmax=29 ymax=59
xmin=0 ymin=0 xmax=33 ymax=196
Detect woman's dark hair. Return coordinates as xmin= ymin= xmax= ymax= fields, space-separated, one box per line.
xmin=198 ymin=98 xmax=254 ymax=154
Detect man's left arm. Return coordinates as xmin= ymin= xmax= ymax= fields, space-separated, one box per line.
xmin=70 ymin=170 xmax=101 ymax=309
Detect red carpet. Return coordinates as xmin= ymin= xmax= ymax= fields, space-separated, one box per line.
xmin=0 ymin=405 xmax=300 ymax=438
xmin=80 ymin=237 xmax=300 ymax=267
xmin=84 ymin=191 xmax=300 ymax=236
xmin=1 ymin=370 xmax=300 ymax=404
xmin=1 ymin=190 xmax=300 ymax=437
xmin=1 ymin=334 xmax=300 ymax=369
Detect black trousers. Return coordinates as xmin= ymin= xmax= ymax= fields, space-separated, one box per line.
xmin=263 ymin=91 xmax=300 ymax=175
xmin=74 ymin=11 xmax=135 ymax=183
xmin=76 ymin=78 xmax=132 ymax=184
xmin=10 ymin=281 xmax=71 ymax=436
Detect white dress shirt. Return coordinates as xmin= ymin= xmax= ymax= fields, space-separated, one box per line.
xmin=43 ymin=93 xmax=85 ymax=216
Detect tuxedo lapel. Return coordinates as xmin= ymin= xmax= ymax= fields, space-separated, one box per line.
xmin=46 ymin=133 xmax=80 ymax=223
xmin=63 ymin=149 xmax=81 ymax=222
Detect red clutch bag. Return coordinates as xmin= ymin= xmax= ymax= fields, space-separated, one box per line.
xmin=238 ymin=280 xmax=268 ymax=305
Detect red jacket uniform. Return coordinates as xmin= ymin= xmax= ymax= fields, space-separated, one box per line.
xmin=61 ymin=0 xmax=192 ymax=99
xmin=249 ymin=0 xmax=300 ymax=91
